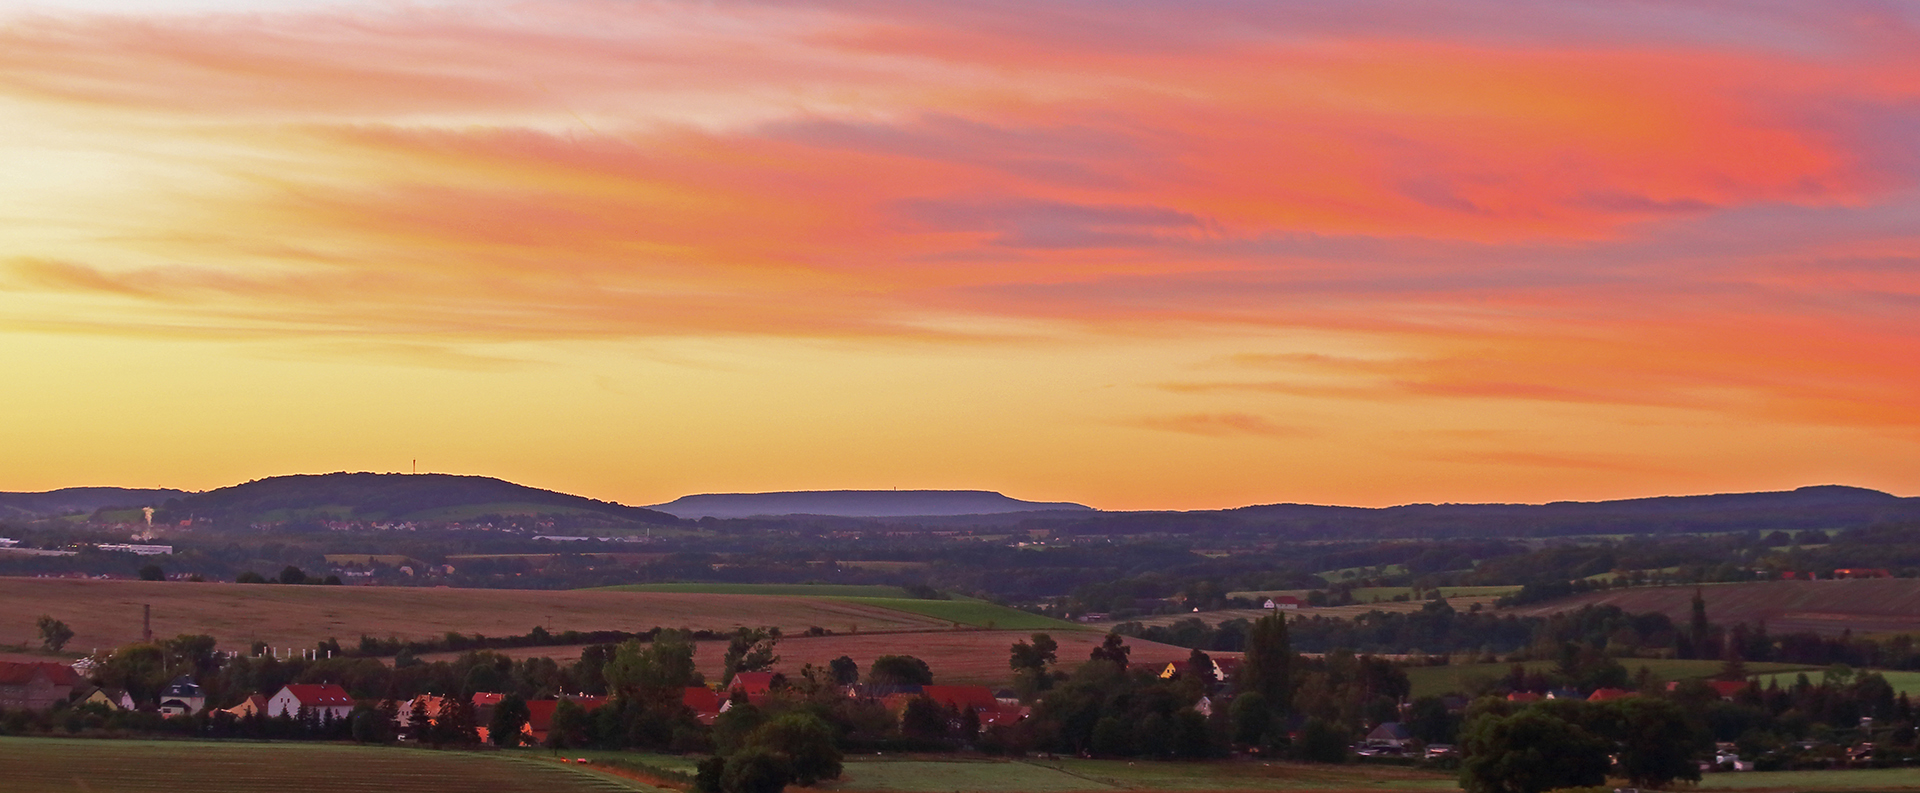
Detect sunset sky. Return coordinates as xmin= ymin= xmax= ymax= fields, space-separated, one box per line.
xmin=2 ymin=1 xmax=1917 ymax=510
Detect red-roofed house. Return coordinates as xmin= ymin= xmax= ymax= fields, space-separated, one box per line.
xmin=729 ymin=672 xmax=777 ymax=698
xmin=268 ymin=684 xmax=355 ymax=721
xmin=1664 ymin=680 xmax=1752 ymax=700
xmin=922 ymin=685 xmax=998 ymax=713
xmin=1265 ymin=596 xmax=1302 ymax=611
xmin=1587 ymin=688 xmax=1636 ymax=702
xmin=1506 ymin=691 xmax=1543 ymax=703
xmin=1210 ymin=657 xmax=1241 ymax=683
xmin=521 ymin=697 xmax=607 ymax=745
xmin=685 ymin=687 xmax=724 ymax=725
xmin=0 ymin=662 xmax=81 ymax=711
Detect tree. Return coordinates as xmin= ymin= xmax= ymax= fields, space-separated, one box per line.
xmin=1088 ymin=633 xmax=1130 ymax=668
xmin=236 ymin=571 xmax=267 ymax=584
xmin=279 ymin=565 xmax=308 ymax=585
xmin=722 ymin=627 xmax=781 ymax=685
xmin=1687 ymin=587 xmax=1711 ymax=659
xmin=605 ymin=631 xmax=702 ymax=703
xmin=1010 ymin=633 xmax=1058 ymax=674
xmin=434 ymin=694 xmax=479 ymax=746
xmin=138 ymin=564 xmax=164 ymax=581
xmin=1239 ymin=614 xmax=1294 ymax=713
xmin=1295 ymin=717 xmax=1349 ymax=764
xmin=35 ymin=616 xmax=73 ymax=652
xmin=828 ymin=656 xmax=860 ymax=686
xmin=746 ymin=711 xmax=843 ymax=785
xmin=900 ymin=696 xmax=951 ymax=740
xmin=719 ymin=748 xmax=791 ymax=793
xmin=547 ymin=699 xmax=592 ymax=749
xmin=1606 ymin=697 xmax=1706 ymax=788
xmin=1229 ymin=690 xmax=1273 ymax=747
xmin=867 ymin=655 xmax=934 ymax=687
xmin=1459 ymin=708 xmax=1611 ymax=793
xmin=407 ymin=698 xmax=432 ymax=742
xmin=490 ymin=693 xmax=532 ymax=747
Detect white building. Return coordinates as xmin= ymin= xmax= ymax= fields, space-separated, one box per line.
xmin=267 ymin=684 xmax=355 ymax=721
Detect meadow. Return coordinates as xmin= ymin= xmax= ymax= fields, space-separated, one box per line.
xmin=0 ymin=577 xmax=951 ymax=653
xmin=592 ymin=584 xmax=1080 ymax=631
xmin=0 ymin=737 xmax=663 ymax=793
xmin=1751 ymin=668 xmax=1920 ymax=697
xmin=595 ymin=583 xmax=917 ymax=598
xmin=1692 ymin=768 xmax=1920 ymax=791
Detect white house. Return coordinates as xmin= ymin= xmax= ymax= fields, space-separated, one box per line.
xmin=158 ymin=675 xmax=205 ymax=717
xmin=267 ymin=683 xmax=354 ymax=721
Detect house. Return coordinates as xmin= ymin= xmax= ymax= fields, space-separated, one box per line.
xmin=77 ymin=687 xmax=133 ymax=711
xmin=684 ymin=687 xmax=724 ymax=725
xmin=922 ymin=685 xmax=998 ymax=713
xmin=1587 ymin=687 xmax=1636 ymax=702
xmin=521 ymin=696 xmax=607 ymax=744
xmin=470 ymin=692 xmax=504 ymax=725
xmin=0 ymin=661 xmax=81 ymax=711
xmin=267 ymin=683 xmax=354 ymax=721
xmin=225 ymin=694 xmax=269 ymax=718
xmin=1833 ymin=568 xmax=1892 ymax=579
xmin=1666 ymin=680 xmax=1751 ymax=701
xmin=1210 ymin=657 xmax=1241 ymax=683
xmin=158 ymin=675 xmax=206 ymax=717
xmin=1365 ymin=722 xmax=1414 ymax=749
xmin=1265 ymin=596 xmax=1302 ymax=611
xmin=1506 ymin=691 xmax=1543 ymax=703
xmin=728 ymin=672 xmax=778 ymax=702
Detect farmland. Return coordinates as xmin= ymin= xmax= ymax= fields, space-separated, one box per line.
xmin=0 ymin=577 xmax=953 ymax=652
xmin=0 ymin=737 xmax=662 ymax=793
xmin=420 ymin=629 xmax=1219 ymax=686
xmin=1692 ymin=767 xmax=1920 ymax=791
xmin=594 ymin=585 xmax=1080 ymax=631
xmin=596 ymin=583 xmax=918 ymax=597
xmin=1506 ymin=579 xmax=1920 ymax=636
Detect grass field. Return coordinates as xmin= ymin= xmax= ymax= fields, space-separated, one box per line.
xmin=0 ymin=737 xmax=662 ymax=793
xmin=1751 ymin=668 xmax=1920 ymax=696
xmin=1693 ymin=767 xmax=1920 ymax=791
xmin=1405 ymin=659 xmax=1825 ymax=698
xmin=823 ymin=757 xmax=1458 ymax=792
xmin=1507 ymin=579 xmax=1920 ymax=636
xmin=0 ymin=577 xmax=954 ymax=652
xmin=832 ymin=597 xmax=1083 ymax=631
xmin=595 ymin=583 xmax=917 ymax=598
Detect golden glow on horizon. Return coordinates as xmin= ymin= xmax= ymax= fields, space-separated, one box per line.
xmin=1 ymin=1 xmax=1918 ymax=509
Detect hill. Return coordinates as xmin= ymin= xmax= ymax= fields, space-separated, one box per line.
xmin=1031 ymin=485 xmax=1920 ymax=539
xmin=1505 ymin=578 xmax=1920 ymax=636
xmin=0 ymin=487 xmax=188 ymax=519
xmin=649 ymin=489 xmax=1094 ymax=519
xmin=154 ymin=472 xmax=679 ymax=527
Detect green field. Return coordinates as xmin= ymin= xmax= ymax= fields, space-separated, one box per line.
xmin=824 ymin=757 xmax=1457 ymax=792
xmin=1316 ymin=564 xmax=1409 ymax=582
xmin=1694 ymin=767 xmax=1920 ymax=790
xmin=594 ymin=583 xmax=917 ymax=598
xmin=0 ymin=737 xmax=662 ymax=793
xmin=832 ymin=597 xmax=1086 ymax=631
xmin=1406 ymin=659 xmax=1825 ymax=698
xmin=1752 ymin=668 xmax=1920 ymax=697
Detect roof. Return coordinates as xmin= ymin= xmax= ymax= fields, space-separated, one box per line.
xmin=279 ymin=684 xmax=353 ymax=707
xmin=0 ymin=662 xmax=82 ymax=687
xmin=922 ymin=685 xmax=998 ymax=712
xmin=1709 ymin=680 xmax=1751 ymax=698
xmin=525 ymin=697 xmax=607 ymax=733
xmin=471 ymin=692 xmax=504 ymax=707
xmin=1506 ymin=691 xmax=1543 ymax=702
xmin=729 ymin=672 xmax=777 ymax=695
xmin=1587 ymin=687 xmax=1636 ymax=702
xmin=684 ymin=687 xmax=723 ymax=713
xmin=1368 ymin=722 xmax=1413 ymax=740
xmin=162 ymin=676 xmax=201 ymax=697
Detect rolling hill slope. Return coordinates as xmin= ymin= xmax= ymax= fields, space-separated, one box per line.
xmin=1505 ymin=579 xmax=1920 ymax=636
xmin=153 ymin=472 xmax=679 ymax=527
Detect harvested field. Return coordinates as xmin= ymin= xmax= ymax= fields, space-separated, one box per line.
xmin=0 ymin=577 xmax=951 ymax=652
xmin=418 ymin=630 xmax=1229 ymax=686
xmin=1506 ymin=579 xmax=1920 ymax=636
xmin=1124 ymin=597 xmax=1504 ymax=630
xmin=821 ymin=757 xmax=1457 ymax=792
xmin=0 ymin=737 xmax=661 ymax=793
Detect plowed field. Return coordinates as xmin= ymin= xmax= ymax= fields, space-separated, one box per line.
xmin=1505 ymin=579 xmax=1920 ymax=636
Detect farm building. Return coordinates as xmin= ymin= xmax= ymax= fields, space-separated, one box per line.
xmin=0 ymin=661 xmax=81 ymax=711
xmin=1264 ymin=596 xmax=1303 ymax=610
xmin=1586 ymin=687 xmax=1636 ymax=702
xmin=267 ymin=683 xmax=354 ymax=721
xmin=684 ymin=687 xmax=723 ymax=724
xmin=1365 ymin=722 xmax=1414 ymax=749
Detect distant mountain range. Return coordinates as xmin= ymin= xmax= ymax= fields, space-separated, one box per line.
xmin=648 ymin=490 xmax=1095 ymax=519
xmin=3 ymin=476 xmax=1916 ymax=539
xmin=0 ymin=487 xmax=188 ymax=520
